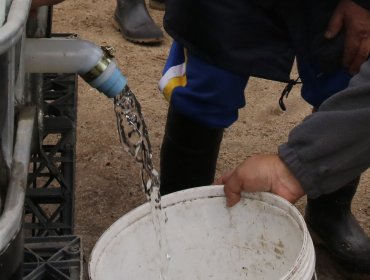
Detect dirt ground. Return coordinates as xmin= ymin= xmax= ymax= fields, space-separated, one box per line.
xmin=52 ymin=1 xmax=370 ymax=279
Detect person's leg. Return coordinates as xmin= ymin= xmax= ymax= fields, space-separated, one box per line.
xmin=160 ymin=107 xmax=224 ymax=195
xmin=159 ymin=41 xmax=248 ymax=195
xmin=305 ymin=177 xmax=370 ymax=273
xmin=297 ymin=59 xmax=370 ymax=274
xmin=113 ymin=0 xmax=163 ymax=44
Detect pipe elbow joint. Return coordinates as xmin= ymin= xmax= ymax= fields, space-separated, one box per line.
xmin=24 ymin=39 xmax=127 ymax=98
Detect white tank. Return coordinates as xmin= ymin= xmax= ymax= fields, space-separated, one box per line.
xmin=89 ymin=185 xmax=316 ymax=280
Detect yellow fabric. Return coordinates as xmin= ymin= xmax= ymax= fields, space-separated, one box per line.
xmin=162 ymin=76 xmax=187 ymax=101
xmin=161 ymin=49 xmax=188 ymax=101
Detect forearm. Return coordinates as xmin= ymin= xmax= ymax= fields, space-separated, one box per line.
xmin=279 ymin=60 xmax=370 ymax=198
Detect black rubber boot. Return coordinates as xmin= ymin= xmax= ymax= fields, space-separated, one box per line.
xmin=305 ymin=177 xmax=370 ymax=274
xmin=160 ymin=107 xmax=224 ymax=196
xmin=113 ymin=0 xmax=163 ymax=44
xmin=149 ymin=0 xmax=165 ymax=11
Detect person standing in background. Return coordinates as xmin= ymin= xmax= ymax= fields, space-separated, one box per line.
xmin=113 ymin=0 xmax=164 ymax=44
xmin=31 ymin=0 xmax=166 ymax=43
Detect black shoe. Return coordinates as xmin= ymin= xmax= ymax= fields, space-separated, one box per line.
xmin=149 ymin=0 xmax=165 ymax=11
xmin=160 ymin=106 xmax=224 ymax=195
xmin=305 ymin=178 xmax=370 ymax=274
xmin=114 ymin=0 xmax=163 ymax=44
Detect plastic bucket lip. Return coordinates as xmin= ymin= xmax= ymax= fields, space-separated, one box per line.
xmin=89 ymin=185 xmax=315 ymax=280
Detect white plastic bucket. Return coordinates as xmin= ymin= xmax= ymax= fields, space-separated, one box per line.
xmin=89 ymin=185 xmax=316 ymax=280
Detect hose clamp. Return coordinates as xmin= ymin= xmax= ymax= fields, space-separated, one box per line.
xmin=81 ymin=46 xmax=115 ymax=82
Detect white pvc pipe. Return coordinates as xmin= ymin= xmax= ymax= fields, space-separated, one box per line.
xmin=24 ymin=38 xmax=103 ymax=75
xmin=3 ymin=5 xmax=126 ymax=96
xmin=24 ymin=38 xmax=127 ymax=98
xmin=0 ymin=0 xmax=32 ymax=55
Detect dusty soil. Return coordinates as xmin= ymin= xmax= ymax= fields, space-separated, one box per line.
xmin=52 ymin=1 xmax=370 ymax=279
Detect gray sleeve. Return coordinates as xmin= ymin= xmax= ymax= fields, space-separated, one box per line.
xmin=278 ymin=60 xmax=370 ymax=199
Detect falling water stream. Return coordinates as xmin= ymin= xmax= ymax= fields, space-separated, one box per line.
xmin=114 ymin=85 xmax=171 ymax=280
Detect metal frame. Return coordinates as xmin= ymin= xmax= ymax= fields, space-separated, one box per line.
xmin=25 ymin=72 xmax=77 ymax=237
xmin=23 ymin=235 xmax=82 ymax=280
xmin=22 ymin=5 xmax=81 ymax=278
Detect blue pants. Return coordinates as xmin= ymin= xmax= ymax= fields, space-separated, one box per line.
xmin=159 ymin=41 xmax=352 ymax=128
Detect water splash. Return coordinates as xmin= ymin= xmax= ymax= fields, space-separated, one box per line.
xmin=114 ymin=85 xmax=170 ymax=279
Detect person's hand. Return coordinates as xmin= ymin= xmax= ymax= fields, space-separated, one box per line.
xmin=325 ymin=0 xmax=370 ymax=74
xmin=216 ymin=155 xmax=305 ymax=207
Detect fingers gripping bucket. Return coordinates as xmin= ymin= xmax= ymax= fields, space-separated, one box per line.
xmin=89 ymin=185 xmax=316 ymax=279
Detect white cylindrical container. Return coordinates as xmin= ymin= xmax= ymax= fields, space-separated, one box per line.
xmin=89 ymin=185 xmax=316 ymax=280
